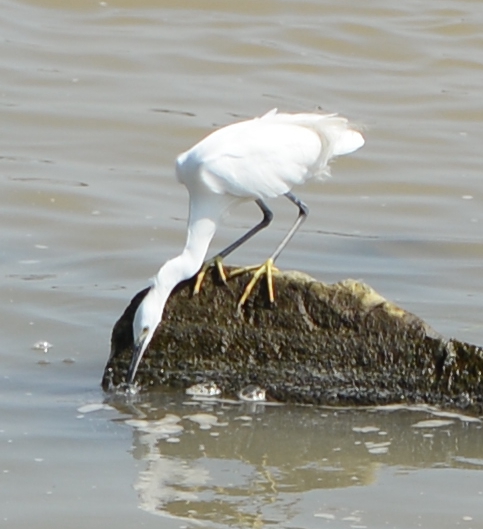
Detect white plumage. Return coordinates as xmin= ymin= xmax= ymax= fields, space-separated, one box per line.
xmin=127 ymin=108 xmax=364 ymax=384
xmin=176 ymin=109 xmax=363 ymax=199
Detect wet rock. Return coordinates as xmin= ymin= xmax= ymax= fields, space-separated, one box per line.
xmin=103 ymin=267 xmax=483 ymax=415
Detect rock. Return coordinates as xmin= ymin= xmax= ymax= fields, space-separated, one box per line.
xmin=102 ymin=267 xmax=483 ymax=415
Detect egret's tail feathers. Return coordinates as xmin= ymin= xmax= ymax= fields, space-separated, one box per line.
xmin=260 ymin=108 xmax=364 ymax=157
xmin=330 ymin=128 xmax=365 ymax=156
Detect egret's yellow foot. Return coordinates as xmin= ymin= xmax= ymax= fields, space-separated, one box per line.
xmin=227 ymin=261 xmax=280 ymax=280
xmin=193 ymin=256 xmax=227 ymax=295
xmin=237 ymin=258 xmax=277 ymax=309
xmin=226 ymin=264 xmax=262 ymax=279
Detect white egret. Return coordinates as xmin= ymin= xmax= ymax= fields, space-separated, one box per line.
xmin=127 ymin=108 xmax=364 ymax=384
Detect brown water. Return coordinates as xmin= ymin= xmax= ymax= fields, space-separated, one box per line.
xmin=2 ymin=0 xmax=483 ymax=527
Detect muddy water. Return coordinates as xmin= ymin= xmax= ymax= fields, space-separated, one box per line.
xmin=1 ymin=0 xmax=483 ymax=527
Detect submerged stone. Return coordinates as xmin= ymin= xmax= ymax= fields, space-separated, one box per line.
xmin=103 ymin=267 xmax=483 ymax=415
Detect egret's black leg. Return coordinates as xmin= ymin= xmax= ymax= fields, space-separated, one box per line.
xmin=193 ymin=199 xmax=273 ymax=294
xmin=271 ymin=192 xmax=309 ymax=262
xmin=237 ymin=191 xmax=308 ymax=308
xmin=219 ymin=199 xmax=273 ymax=260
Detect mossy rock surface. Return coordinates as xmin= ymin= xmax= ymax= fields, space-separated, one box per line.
xmin=103 ymin=267 xmax=483 ymax=415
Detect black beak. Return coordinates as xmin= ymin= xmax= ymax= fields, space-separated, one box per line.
xmin=126 ymin=341 xmax=144 ymax=385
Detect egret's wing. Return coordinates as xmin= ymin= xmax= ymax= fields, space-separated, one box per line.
xmin=176 ymin=110 xmax=364 ymax=199
xmin=197 ymin=121 xmax=323 ymax=199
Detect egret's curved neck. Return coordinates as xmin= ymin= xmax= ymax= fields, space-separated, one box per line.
xmin=154 ymin=214 xmax=217 ymax=295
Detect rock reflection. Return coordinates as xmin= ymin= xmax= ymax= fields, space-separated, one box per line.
xmin=108 ymin=393 xmax=482 ymax=527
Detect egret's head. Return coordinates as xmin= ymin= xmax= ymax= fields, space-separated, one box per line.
xmin=127 ymin=286 xmax=163 ymax=384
